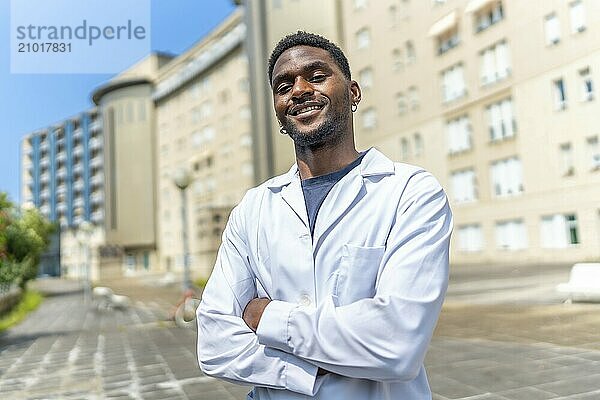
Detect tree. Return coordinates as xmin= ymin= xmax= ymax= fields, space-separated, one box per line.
xmin=0 ymin=193 xmax=55 ymax=288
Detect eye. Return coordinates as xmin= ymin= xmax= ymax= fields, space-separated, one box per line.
xmin=310 ymin=74 xmax=326 ymax=83
xmin=276 ymin=83 xmax=292 ymax=95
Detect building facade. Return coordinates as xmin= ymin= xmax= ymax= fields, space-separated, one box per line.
xmin=20 ymin=109 xmax=105 ymax=277
xmin=153 ymin=10 xmax=253 ymax=279
xmin=339 ymin=0 xmax=600 ymax=265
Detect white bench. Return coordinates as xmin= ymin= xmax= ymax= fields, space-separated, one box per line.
xmin=93 ymin=286 xmax=130 ymax=310
xmin=556 ymin=263 xmax=600 ymax=302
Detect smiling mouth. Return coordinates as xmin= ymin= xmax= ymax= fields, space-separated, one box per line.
xmin=289 ymin=103 xmax=325 ymax=116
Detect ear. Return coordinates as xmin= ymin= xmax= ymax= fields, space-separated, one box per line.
xmin=350 ymin=80 xmax=362 ymax=105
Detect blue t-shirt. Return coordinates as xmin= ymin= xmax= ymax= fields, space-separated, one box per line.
xmin=301 ymin=151 xmax=367 ymax=237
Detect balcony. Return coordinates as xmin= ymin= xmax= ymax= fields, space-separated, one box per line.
xmin=91 ymin=210 xmax=104 ymax=222
xmin=57 ymin=168 xmax=67 ymax=180
xmin=90 ymin=173 xmax=104 ymax=186
xmin=72 ymin=164 xmax=84 ymax=176
xmin=89 ymin=137 xmax=102 ymax=150
xmin=40 ymin=158 xmax=50 ymax=168
xmin=56 ymin=203 xmax=67 ymax=213
xmin=40 ymin=205 xmax=50 ymax=215
xmin=57 ymin=184 xmax=66 ymax=195
xmin=73 ymin=145 xmax=84 ymax=158
xmin=40 ymin=189 xmax=50 ymax=200
xmin=91 ymin=191 xmax=104 ymax=204
xmin=89 ymin=120 xmax=102 ymax=132
xmin=40 ymin=172 xmax=50 ymax=182
xmin=56 ymin=152 xmax=66 ymax=162
xmin=73 ymin=179 xmax=84 ymax=192
xmin=90 ymin=156 xmax=103 ymax=168
xmin=73 ymin=197 xmax=84 ymax=208
xmin=72 ymin=128 xmax=82 ymax=140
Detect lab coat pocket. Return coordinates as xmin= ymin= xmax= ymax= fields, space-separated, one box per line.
xmin=335 ymin=244 xmax=385 ymax=306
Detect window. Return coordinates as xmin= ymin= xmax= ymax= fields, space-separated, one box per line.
xmin=238 ymin=78 xmax=250 ymax=92
xmin=437 ymin=28 xmax=460 ymax=55
xmin=239 ymin=105 xmax=251 ymax=120
xmin=491 ymin=157 xmax=523 ymax=197
xmin=406 ymin=41 xmax=416 ymax=64
xmin=191 ymin=126 xmax=215 ymax=147
xmin=487 ymin=98 xmax=516 ymax=141
xmin=450 ymin=169 xmax=477 ymax=203
xmin=457 ymin=224 xmax=483 ymax=252
xmin=408 ymin=86 xmax=419 ymax=109
xmin=447 ymin=115 xmax=472 ymax=154
xmin=240 ymin=133 xmax=252 ymax=148
xmin=495 ymin=219 xmax=527 ymax=250
xmin=569 ymin=0 xmax=586 ymax=33
xmin=587 ymin=136 xmax=600 ymax=170
xmin=396 ymin=92 xmax=407 ymax=115
xmin=362 ymin=108 xmax=377 ymax=129
xmin=242 ymin=162 xmax=254 ymax=176
xmin=138 ymin=100 xmax=146 ymax=121
xmin=359 ymin=67 xmax=374 ymax=89
xmin=191 ymin=131 xmax=203 ymax=148
xmin=541 ymin=214 xmax=580 ymax=248
xmin=480 ymin=40 xmax=510 ymax=85
xmin=545 ymin=13 xmax=560 ymax=45
xmin=553 ymin=78 xmax=567 ymax=110
xmin=389 ymin=5 xmax=398 ymax=27
xmin=559 ymin=143 xmax=574 ymax=176
xmin=579 ymin=67 xmax=594 ymax=101
xmin=392 ymin=48 xmax=404 ymax=72
xmin=200 ymin=101 xmax=212 ymax=120
xmin=400 ymin=138 xmax=410 ymax=160
xmin=354 ymin=0 xmax=367 ymax=9
xmin=356 ymin=28 xmax=371 ymax=49
xmin=441 ymin=64 xmax=466 ymax=102
xmin=413 ymin=133 xmax=423 ymax=156
xmin=474 ymin=1 xmax=504 ymax=33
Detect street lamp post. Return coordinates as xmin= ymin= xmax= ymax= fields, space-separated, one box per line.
xmin=173 ymin=168 xmax=192 ymax=291
xmin=77 ymin=220 xmax=94 ymax=303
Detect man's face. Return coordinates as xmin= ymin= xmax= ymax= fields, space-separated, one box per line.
xmin=271 ymin=45 xmax=360 ymax=147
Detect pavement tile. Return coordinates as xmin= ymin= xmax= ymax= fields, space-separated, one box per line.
xmin=497 ymin=387 xmax=559 ymax=399
xmin=535 ymin=373 xmax=600 ymax=397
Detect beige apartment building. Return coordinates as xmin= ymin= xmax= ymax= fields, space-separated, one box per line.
xmin=153 ymin=10 xmax=253 ymax=278
xmin=241 ymin=0 xmax=599 ymax=266
xmin=337 ymin=0 xmax=600 ymax=265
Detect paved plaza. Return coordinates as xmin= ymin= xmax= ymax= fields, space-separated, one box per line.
xmin=0 ymin=263 xmax=599 ymax=399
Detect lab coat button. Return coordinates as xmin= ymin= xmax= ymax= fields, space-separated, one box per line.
xmin=299 ymin=295 xmax=311 ymax=306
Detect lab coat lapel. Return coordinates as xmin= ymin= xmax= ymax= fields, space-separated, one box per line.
xmin=312 ymin=170 xmax=365 ymax=247
xmin=280 ymin=173 xmax=310 ymax=229
xmin=312 ymin=148 xmax=396 ymax=247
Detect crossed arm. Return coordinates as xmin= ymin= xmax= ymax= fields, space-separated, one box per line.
xmin=196 ymin=173 xmax=452 ymax=396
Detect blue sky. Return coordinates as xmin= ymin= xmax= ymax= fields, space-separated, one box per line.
xmin=0 ymin=0 xmax=236 ymax=203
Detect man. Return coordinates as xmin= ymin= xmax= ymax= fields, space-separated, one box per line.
xmin=197 ymin=31 xmax=453 ymax=399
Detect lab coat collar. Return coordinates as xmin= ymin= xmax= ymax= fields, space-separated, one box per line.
xmin=266 ymin=147 xmax=395 ymax=189
xmin=266 ymin=148 xmax=395 ymax=232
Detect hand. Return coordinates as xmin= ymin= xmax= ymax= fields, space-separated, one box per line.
xmin=243 ymin=297 xmax=271 ymax=332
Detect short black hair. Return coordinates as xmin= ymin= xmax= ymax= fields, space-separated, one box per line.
xmin=268 ymin=31 xmax=351 ymax=85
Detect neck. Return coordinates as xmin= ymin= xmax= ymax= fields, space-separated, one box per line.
xmin=295 ymin=137 xmax=359 ymax=180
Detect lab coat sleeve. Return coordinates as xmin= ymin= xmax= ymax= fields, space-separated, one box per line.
xmin=256 ymin=171 xmax=453 ymax=382
xmin=196 ymin=201 xmax=321 ymax=396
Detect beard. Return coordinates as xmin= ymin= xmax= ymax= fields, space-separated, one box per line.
xmin=282 ymin=94 xmax=351 ymax=148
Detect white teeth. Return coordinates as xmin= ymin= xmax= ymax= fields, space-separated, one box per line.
xmin=295 ymin=105 xmax=321 ymax=115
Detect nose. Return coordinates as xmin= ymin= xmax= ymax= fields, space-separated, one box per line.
xmin=291 ymin=76 xmax=314 ymax=101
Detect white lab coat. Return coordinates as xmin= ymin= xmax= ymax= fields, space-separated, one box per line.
xmin=197 ymin=148 xmax=453 ymax=399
